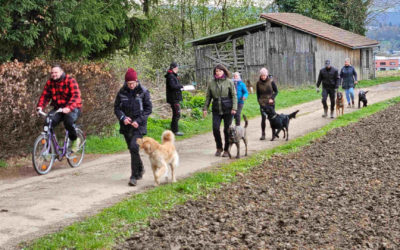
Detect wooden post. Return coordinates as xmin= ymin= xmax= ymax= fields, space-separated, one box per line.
xmin=233 ymin=39 xmax=237 ymax=70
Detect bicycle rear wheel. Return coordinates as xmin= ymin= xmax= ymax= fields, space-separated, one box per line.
xmin=32 ymin=134 xmax=55 ymax=175
xmin=67 ymin=128 xmax=85 ymax=168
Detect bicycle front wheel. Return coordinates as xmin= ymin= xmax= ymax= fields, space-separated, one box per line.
xmin=32 ymin=134 xmax=55 ymax=175
xmin=67 ymin=128 xmax=85 ymax=168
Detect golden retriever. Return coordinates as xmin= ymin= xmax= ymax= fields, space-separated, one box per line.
xmin=137 ymin=130 xmax=179 ymax=186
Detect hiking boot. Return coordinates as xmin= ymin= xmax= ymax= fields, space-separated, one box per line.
xmin=347 ymin=103 xmax=351 ymax=108
xmin=128 ymin=178 xmax=137 ymax=186
xmin=215 ymin=148 xmax=223 ymax=156
xmin=174 ymin=131 xmax=184 ymax=136
xmin=68 ymin=137 xmax=81 ymax=153
xmin=351 ymin=101 xmax=355 ymax=108
xmin=222 ymin=151 xmax=229 ymax=157
xmin=260 ymin=132 xmax=266 ymax=140
xmin=330 ymin=110 xmax=334 ymax=118
xmin=322 ymin=109 xmax=328 ymax=118
xmin=136 ymin=169 xmax=145 ymax=180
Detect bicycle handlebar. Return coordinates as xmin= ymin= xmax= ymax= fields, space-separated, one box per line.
xmin=38 ymin=108 xmax=63 ymax=117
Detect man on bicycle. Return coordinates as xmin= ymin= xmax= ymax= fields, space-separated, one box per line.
xmin=37 ymin=64 xmax=82 ymax=152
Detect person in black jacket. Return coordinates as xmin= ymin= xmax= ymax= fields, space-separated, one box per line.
xmin=114 ymin=68 xmax=152 ymax=186
xmin=165 ymin=62 xmax=184 ymax=136
xmin=316 ymin=60 xmax=339 ymax=118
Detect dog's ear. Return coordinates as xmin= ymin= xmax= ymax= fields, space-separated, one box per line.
xmin=143 ymin=141 xmax=152 ymax=153
xmin=364 ymin=91 xmax=368 ymax=94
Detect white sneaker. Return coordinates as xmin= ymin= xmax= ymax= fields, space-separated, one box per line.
xmin=72 ymin=137 xmax=81 ymax=152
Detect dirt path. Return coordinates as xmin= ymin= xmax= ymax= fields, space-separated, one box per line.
xmin=1 ymin=82 xmax=400 ymax=249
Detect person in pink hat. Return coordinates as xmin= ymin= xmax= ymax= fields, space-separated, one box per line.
xmin=114 ymin=68 xmax=152 ymax=186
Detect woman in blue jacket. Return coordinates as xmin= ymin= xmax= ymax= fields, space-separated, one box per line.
xmin=232 ymin=72 xmax=249 ymax=126
xmin=340 ymin=58 xmax=358 ymax=108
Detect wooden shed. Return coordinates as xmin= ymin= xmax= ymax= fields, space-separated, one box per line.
xmin=188 ymin=13 xmax=379 ymax=87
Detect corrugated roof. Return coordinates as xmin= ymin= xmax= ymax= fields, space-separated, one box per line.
xmin=187 ymin=22 xmax=266 ymax=46
xmin=260 ymin=13 xmax=379 ymax=49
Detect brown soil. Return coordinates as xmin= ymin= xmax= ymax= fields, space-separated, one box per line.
xmin=116 ymin=103 xmax=400 ymax=249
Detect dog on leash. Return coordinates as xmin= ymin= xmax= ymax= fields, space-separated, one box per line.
xmin=336 ymin=91 xmax=345 ymax=116
xmin=227 ymin=114 xmax=248 ymax=159
xmin=358 ymin=90 xmax=368 ymax=108
xmin=262 ymin=105 xmax=299 ymax=141
xmin=137 ymin=130 xmax=179 ymax=186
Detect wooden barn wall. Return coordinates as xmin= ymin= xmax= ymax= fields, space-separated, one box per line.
xmin=244 ymin=26 xmax=317 ymax=86
xmin=194 ymin=45 xmax=215 ymax=88
xmin=360 ymin=47 xmax=375 ymax=80
xmin=315 ymin=38 xmax=362 ymax=80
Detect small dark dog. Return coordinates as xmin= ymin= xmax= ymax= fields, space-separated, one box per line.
xmin=227 ymin=115 xmax=248 ymax=159
xmin=262 ymin=105 xmax=299 ymax=141
xmin=336 ymin=91 xmax=345 ymax=116
xmin=358 ymin=90 xmax=368 ymax=108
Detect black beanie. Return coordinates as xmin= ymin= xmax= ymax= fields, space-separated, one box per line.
xmin=169 ymin=62 xmax=178 ymax=69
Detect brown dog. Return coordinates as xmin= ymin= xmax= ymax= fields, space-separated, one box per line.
xmin=137 ymin=130 xmax=179 ymax=186
xmin=336 ymin=91 xmax=345 ymax=117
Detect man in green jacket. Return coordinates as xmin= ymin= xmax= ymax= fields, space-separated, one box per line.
xmin=203 ymin=64 xmax=237 ymax=157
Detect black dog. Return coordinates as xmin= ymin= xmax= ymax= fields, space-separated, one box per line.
xmin=358 ymin=90 xmax=368 ymax=108
xmin=262 ymin=105 xmax=299 ymax=141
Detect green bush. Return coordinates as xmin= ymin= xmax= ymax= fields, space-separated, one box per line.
xmin=190 ymin=107 xmax=203 ymax=119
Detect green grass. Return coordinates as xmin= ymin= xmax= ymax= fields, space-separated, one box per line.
xmin=0 ymin=160 xmax=7 ymax=168
xmin=24 ymin=95 xmax=400 ymax=250
xmin=84 ymin=75 xmax=400 ymax=154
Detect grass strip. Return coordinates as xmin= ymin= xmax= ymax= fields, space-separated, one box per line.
xmin=24 ymin=95 xmax=400 ymax=250
xmin=85 ymin=76 xmax=400 ymax=154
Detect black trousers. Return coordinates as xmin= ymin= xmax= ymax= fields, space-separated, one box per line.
xmin=260 ymin=104 xmax=275 ymax=134
xmin=170 ymin=103 xmax=181 ymax=133
xmin=322 ymin=88 xmax=336 ymax=111
xmin=234 ymin=103 xmax=244 ymax=126
xmin=212 ymin=113 xmax=232 ymax=151
xmin=48 ymin=108 xmax=81 ymax=141
xmin=124 ymin=133 xmax=144 ymax=179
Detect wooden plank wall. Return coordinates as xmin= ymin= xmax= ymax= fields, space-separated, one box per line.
xmin=315 ymin=38 xmax=362 ymax=80
xmin=244 ymin=25 xmax=316 ymax=86
xmin=360 ymin=47 xmax=375 ymax=80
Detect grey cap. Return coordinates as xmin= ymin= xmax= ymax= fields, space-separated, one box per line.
xmin=325 ymin=60 xmax=331 ymax=66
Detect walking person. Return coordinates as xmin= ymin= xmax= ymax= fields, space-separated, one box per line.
xmin=36 ymin=64 xmax=82 ymax=153
xmin=165 ymin=62 xmax=184 ymax=136
xmin=203 ymin=64 xmax=237 ymax=157
xmin=340 ymin=58 xmax=358 ymax=108
xmin=256 ymin=67 xmax=278 ymax=140
xmin=316 ymin=60 xmax=339 ymax=118
xmin=114 ymin=68 xmax=152 ymax=186
xmin=232 ymin=72 xmax=248 ymax=126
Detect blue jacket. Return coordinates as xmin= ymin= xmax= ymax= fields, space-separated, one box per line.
xmin=234 ymin=80 xmax=249 ymax=104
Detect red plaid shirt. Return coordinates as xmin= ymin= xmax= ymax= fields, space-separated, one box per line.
xmin=37 ymin=74 xmax=82 ymax=110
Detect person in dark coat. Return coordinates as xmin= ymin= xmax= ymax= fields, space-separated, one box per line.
xmin=165 ymin=62 xmax=184 ymax=136
xmin=340 ymin=58 xmax=358 ymax=108
xmin=114 ymin=68 xmax=152 ymax=186
xmin=256 ymin=67 xmax=278 ymax=140
xmin=316 ymin=60 xmax=339 ymax=118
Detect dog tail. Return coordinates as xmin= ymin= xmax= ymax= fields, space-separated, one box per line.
xmin=242 ymin=114 xmax=248 ymax=128
xmin=162 ymin=130 xmax=175 ymax=144
xmin=289 ymin=110 xmax=299 ymax=119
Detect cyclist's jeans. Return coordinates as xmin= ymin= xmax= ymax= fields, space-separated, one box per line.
xmin=48 ymin=108 xmax=81 ymax=141
xmin=123 ymin=133 xmax=144 ymax=180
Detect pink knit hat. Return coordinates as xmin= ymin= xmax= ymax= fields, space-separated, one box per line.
xmin=260 ymin=68 xmax=268 ymax=76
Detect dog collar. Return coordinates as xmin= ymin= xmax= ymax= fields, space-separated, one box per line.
xmin=272 ymin=114 xmax=278 ymax=119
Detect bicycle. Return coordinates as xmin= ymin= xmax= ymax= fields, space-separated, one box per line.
xmin=32 ymin=108 xmax=86 ymax=175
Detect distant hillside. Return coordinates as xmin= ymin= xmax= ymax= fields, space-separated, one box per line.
xmin=371 ymin=12 xmax=400 ymax=26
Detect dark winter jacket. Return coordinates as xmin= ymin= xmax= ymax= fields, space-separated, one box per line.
xmin=256 ymin=76 xmax=278 ymax=107
xmin=204 ymin=77 xmax=238 ymax=115
xmin=340 ymin=65 xmax=358 ymax=89
xmin=114 ymin=83 xmax=152 ymax=135
xmin=165 ymin=70 xmax=183 ymax=104
xmin=316 ymin=67 xmax=340 ymax=89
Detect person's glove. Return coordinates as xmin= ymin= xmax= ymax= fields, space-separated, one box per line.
xmin=316 ymin=87 xmax=320 ymax=93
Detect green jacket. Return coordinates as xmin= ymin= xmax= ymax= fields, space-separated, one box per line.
xmin=203 ymin=78 xmax=238 ymax=115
